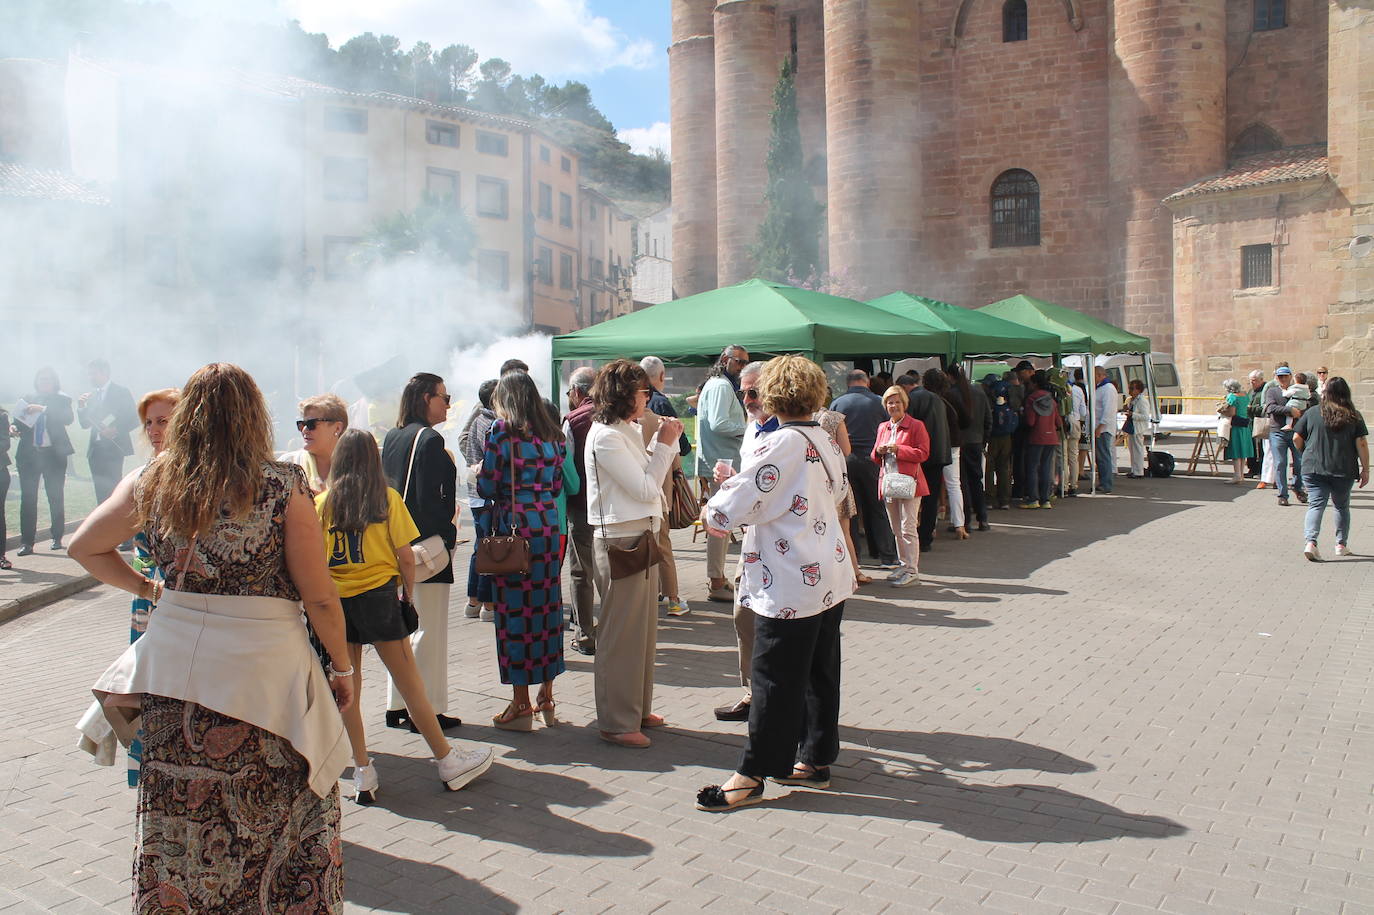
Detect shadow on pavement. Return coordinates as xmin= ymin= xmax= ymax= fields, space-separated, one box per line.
xmin=839 ymin=727 xmax=1094 ymax=775
xmin=352 ymin=753 xmax=654 ymax=857
xmin=344 ymin=841 xmax=517 ymax=913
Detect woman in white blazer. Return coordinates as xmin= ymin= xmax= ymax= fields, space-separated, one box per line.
xmin=585 ymin=359 xmax=683 ymax=748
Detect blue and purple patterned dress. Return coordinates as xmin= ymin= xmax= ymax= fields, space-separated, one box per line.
xmin=477 ymin=419 xmax=566 ymax=686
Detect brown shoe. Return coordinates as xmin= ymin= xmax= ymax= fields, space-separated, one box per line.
xmin=600 ymin=730 xmax=651 ymax=749
xmin=714 ymin=697 xmax=751 ymax=721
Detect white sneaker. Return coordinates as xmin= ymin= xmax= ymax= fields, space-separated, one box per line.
xmin=353 ymin=763 xmax=378 ymax=804
xmin=479 ymin=607 xmax=495 ymax=622
xmin=1335 ymin=543 xmax=1351 ymax=557
xmin=890 ymin=570 xmax=920 ymax=588
xmin=665 ymin=599 xmax=690 ymax=617
xmin=464 ymin=602 xmax=481 ymax=619
xmin=1304 ymin=542 xmax=1322 ymax=562
xmin=885 ymin=569 xmax=905 ymax=582
xmin=436 ymin=744 xmax=493 ymax=791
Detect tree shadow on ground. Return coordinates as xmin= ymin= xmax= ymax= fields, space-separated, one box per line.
xmin=354 ymin=753 xmax=653 ymax=858
xmin=344 ymin=841 xmax=518 ymax=913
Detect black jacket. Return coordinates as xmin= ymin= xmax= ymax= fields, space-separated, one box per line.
xmin=78 ymin=382 xmax=139 ymax=459
xmin=906 ymin=388 xmax=951 ymax=467
xmin=382 ymin=423 xmax=457 ymax=584
xmin=15 ymin=392 xmax=75 ymax=459
xmin=648 ymin=386 xmax=690 ymax=456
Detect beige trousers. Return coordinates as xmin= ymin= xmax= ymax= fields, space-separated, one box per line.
xmin=387 ymin=581 xmax=450 ymax=715
xmin=886 ymin=497 xmax=921 ymax=575
xmin=1064 ymin=417 xmax=1082 ymax=487
xmin=705 ymin=479 xmax=729 ymax=580
xmin=731 ymin=550 xmax=752 ymax=687
xmin=593 ymin=533 xmax=658 ymax=733
xmin=654 ymin=514 xmax=680 ymax=599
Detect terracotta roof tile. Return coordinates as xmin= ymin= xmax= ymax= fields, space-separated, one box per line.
xmin=0 ymin=162 xmax=108 ymax=205
xmin=1165 ymin=145 xmax=1329 ymax=202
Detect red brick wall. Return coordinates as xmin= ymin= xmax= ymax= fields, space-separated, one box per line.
xmin=1225 ymin=0 xmax=1328 ymax=151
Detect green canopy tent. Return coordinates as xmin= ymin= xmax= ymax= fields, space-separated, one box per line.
xmin=977 ymin=294 xmax=1149 ymax=356
xmin=551 ymin=278 xmax=951 ymax=377
xmin=868 ymin=291 xmax=1062 ymax=362
xmin=978 ymin=293 xmax=1153 ymax=494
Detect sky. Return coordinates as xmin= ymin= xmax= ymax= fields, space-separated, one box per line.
xmin=204 ymin=0 xmax=673 ymax=156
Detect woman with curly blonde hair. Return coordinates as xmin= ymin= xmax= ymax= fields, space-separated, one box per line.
xmin=70 ymin=362 xmax=355 ymax=913
xmin=696 ymin=356 xmax=855 ymax=811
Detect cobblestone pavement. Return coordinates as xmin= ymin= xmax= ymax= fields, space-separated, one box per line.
xmin=1 ymin=473 xmax=1371 ymax=914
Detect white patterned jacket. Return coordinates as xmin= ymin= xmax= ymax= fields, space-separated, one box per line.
xmin=705 ymin=421 xmax=855 ymax=620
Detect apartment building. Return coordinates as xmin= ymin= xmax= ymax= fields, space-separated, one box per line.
xmin=578 ymin=185 xmax=634 ymax=324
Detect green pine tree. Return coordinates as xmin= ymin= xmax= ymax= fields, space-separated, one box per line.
xmin=751 ymin=57 xmax=824 ymax=283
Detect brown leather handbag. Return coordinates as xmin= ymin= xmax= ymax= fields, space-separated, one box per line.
xmin=593 ymin=448 xmax=663 ymax=580
xmin=475 ymin=440 xmax=532 ymax=576
xmin=666 ymin=468 xmax=699 ymax=530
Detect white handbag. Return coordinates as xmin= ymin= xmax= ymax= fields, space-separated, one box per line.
xmin=401 ymin=427 xmax=452 ymax=582
xmin=881 ymin=453 xmax=918 ymax=501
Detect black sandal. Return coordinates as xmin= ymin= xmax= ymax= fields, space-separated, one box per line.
xmin=696 ymin=777 xmax=764 ymax=812
xmin=0 ymin=556 xmax=10 ymax=570
xmin=772 ymin=764 xmax=831 ymax=789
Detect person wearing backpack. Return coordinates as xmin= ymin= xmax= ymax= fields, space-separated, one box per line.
xmin=983 ymin=374 xmax=1017 ymax=510
xmin=1021 ymin=371 xmax=1064 ymax=509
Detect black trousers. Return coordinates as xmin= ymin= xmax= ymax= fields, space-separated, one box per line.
xmin=916 ymin=460 xmax=944 ymax=550
xmin=847 ymin=454 xmax=895 ymax=563
xmin=961 ymin=442 xmax=988 ymax=524
xmin=0 ymin=466 xmax=9 ymax=550
xmin=740 ymin=602 xmax=844 ymax=778
xmin=18 ymin=447 xmax=66 ymax=546
xmin=89 ymin=449 xmax=125 ymax=506
xmin=1010 ymin=426 xmax=1030 ymax=499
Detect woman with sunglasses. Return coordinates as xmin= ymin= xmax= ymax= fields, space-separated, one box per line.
xmin=281 ymin=394 xmax=350 ymax=494
xmin=379 ymin=373 xmax=462 ymax=735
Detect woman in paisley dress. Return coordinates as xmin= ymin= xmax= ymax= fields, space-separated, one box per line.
xmin=477 ymin=371 xmax=567 ymax=729
xmin=125 ymin=387 xmax=179 ymax=788
xmin=69 ymin=363 xmax=355 ymax=913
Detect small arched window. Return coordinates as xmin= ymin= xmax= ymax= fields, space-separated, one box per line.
xmin=1003 ymin=0 xmax=1029 ymax=42
xmin=991 ymin=169 xmax=1040 ymax=247
xmin=1229 ymin=124 xmax=1282 ymax=161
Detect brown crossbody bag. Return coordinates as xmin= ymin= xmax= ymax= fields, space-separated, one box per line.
xmin=474 ymin=438 xmax=532 ymax=576
xmin=592 ymin=440 xmax=662 ymax=580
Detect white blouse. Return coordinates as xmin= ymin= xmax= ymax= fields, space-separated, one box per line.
xmin=706 ymin=422 xmax=854 ymax=620
xmin=586 ymin=420 xmax=674 ymax=531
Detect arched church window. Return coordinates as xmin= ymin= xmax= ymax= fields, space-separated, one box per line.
xmin=1003 ymin=0 xmax=1029 ymax=42
xmin=1230 ymin=124 xmax=1282 ymax=161
xmin=991 ymin=169 xmax=1040 ymax=247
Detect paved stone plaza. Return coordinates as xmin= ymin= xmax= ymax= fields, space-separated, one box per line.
xmin=1 ymin=473 xmax=1371 ymax=913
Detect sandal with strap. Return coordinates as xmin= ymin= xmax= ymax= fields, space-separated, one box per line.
xmin=855 ymin=572 xmax=873 ymax=585
xmin=493 ymin=701 xmax=535 ymax=732
xmin=535 ymin=691 xmax=556 ymax=726
xmin=772 ymin=764 xmax=831 ymax=790
xmin=0 ymin=556 xmax=11 ymax=571
xmin=696 ymin=777 xmax=764 ymax=812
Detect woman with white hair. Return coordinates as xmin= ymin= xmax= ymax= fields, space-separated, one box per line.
xmin=1220 ymin=378 xmax=1254 ymax=484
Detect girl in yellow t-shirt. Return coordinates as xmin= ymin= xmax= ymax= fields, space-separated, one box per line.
xmin=317 ymin=429 xmax=490 ymax=801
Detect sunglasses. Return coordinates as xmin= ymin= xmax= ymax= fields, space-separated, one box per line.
xmin=296 ymin=418 xmax=334 ymax=432
xmin=743 ymin=388 xmax=760 ymax=399
xmin=638 ymin=388 xmax=652 ymax=397
xmin=1317 ymin=371 xmax=1328 ymax=376
xmin=428 ymin=392 xmax=452 ymax=405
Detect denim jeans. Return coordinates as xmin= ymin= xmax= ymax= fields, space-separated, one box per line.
xmin=1094 ymin=431 xmax=1115 ymax=491
xmin=1269 ymin=426 xmax=1302 ymax=499
xmin=1302 ymin=473 xmax=1354 ymax=546
xmin=1025 ymin=443 xmax=1057 ymax=504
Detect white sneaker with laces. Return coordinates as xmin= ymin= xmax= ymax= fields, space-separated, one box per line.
xmin=890 ymin=570 xmax=920 ymax=588
xmin=479 ymin=607 xmax=495 ymax=622
xmin=1335 ymin=543 xmax=1351 ymax=557
xmin=1304 ymin=542 xmax=1322 ymax=562
xmin=464 ymin=602 xmax=481 ymax=619
xmin=885 ymin=569 xmax=905 ymax=582
xmin=353 ymin=763 xmax=379 ymax=804
xmin=436 ymin=745 xmax=493 ymax=791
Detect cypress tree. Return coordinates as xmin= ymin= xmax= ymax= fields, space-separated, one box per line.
xmin=752 ymin=57 xmax=825 ymax=282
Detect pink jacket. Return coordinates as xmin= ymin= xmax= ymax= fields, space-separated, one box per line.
xmin=871 ymin=415 xmax=932 ymax=498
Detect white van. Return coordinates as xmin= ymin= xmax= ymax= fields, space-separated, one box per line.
xmin=1061 ymin=353 xmax=1183 ymax=413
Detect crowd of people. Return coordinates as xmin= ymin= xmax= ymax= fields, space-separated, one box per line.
xmin=0 ymin=343 xmax=1354 ymax=911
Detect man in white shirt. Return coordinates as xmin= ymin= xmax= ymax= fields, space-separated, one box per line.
xmin=697 ymin=345 xmax=749 ymax=601
xmin=1063 ymin=369 xmax=1089 ymax=496
xmin=1092 ymin=366 xmax=1119 ymax=492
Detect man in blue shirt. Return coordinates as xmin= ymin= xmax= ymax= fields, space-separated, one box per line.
xmin=831 ymin=368 xmax=897 ymax=568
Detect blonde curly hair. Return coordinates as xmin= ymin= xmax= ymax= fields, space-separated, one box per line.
xmin=759 ymin=355 xmax=831 ymax=418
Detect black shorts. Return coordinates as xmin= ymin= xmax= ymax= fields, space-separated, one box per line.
xmin=341 ymin=582 xmax=410 ymax=644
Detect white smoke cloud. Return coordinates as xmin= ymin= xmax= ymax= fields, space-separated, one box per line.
xmin=619 ymin=121 xmax=670 ymax=159
xmin=280 ymin=0 xmax=656 ymax=77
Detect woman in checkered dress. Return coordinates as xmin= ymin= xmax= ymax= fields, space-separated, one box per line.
xmin=477 ymin=371 xmax=566 ymax=730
